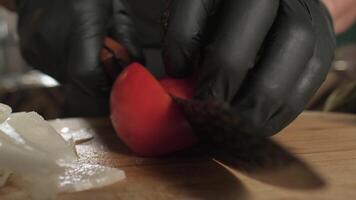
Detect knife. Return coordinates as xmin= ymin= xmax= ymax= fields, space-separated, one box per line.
xmin=101 ymin=38 xmax=325 ymax=190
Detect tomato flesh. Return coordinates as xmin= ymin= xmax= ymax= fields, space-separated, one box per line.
xmin=110 ymin=63 xmax=198 ymax=156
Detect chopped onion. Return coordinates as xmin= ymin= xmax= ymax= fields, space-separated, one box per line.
xmin=0 ymin=104 xmax=126 ymax=200
xmin=0 ymin=104 xmax=11 ymax=124
xmin=7 ymin=112 xmax=77 ymax=162
xmin=0 ymin=170 xmax=11 ymax=187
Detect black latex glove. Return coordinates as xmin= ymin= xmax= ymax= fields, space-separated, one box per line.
xmin=16 ymin=0 xmax=143 ymax=116
xmin=163 ymin=0 xmax=336 ymax=136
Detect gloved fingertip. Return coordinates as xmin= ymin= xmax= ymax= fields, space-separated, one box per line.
xmin=165 ymin=64 xmax=190 ymax=78
xmin=130 ymin=49 xmax=146 ymax=65
xmin=194 ymin=82 xmax=215 ymax=100
xmin=163 ymin=50 xmax=192 ymax=78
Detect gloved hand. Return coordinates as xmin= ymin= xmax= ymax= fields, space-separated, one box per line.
xmin=16 ymin=0 xmax=143 ymax=114
xmin=16 ymin=0 xmax=143 ymax=116
xmin=163 ymin=0 xmax=336 ymax=136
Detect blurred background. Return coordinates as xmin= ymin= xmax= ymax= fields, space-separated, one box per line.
xmin=0 ymin=7 xmax=63 ymax=119
xmin=0 ymin=6 xmax=355 ymax=119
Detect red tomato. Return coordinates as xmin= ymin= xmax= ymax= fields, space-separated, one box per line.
xmin=159 ymin=77 xmax=195 ymax=100
xmin=110 ymin=63 xmax=198 ymax=156
xmin=100 ymin=38 xmax=130 ymax=81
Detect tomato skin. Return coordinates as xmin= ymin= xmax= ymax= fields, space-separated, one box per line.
xmin=159 ymin=77 xmax=195 ymax=100
xmin=100 ymin=38 xmax=130 ymax=81
xmin=110 ymin=63 xmax=198 ymax=156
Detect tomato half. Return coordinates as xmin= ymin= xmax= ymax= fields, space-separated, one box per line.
xmin=110 ymin=63 xmax=198 ymax=156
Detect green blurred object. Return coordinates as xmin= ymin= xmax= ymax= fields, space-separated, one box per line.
xmin=308 ymin=22 xmax=356 ymax=114
xmin=337 ymin=24 xmax=356 ymax=46
xmin=324 ymin=80 xmax=356 ymax=113
xmin=320 ymin=24 xmax=356 ymax=114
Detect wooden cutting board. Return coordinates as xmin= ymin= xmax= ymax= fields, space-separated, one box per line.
xmin=1 ymin=111 xmax=356 ymax=200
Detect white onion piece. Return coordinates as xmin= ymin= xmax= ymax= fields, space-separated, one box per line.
xmin=0 ymin=105 xmax=126 ymax=200
xmin=0 ymin=170 xmax=11 ymax=187
xmin=0 ymin=104 xmax=11 ymax=124
xmin=0 ymin=133 xmax=62 ymax=200
xmin=58 ymin=162 xmax=125 ymax=192
xmin=11 ymin=174 xmax=60 ymax=200
xmin=0 ymin=139 xmax=61 ymax=174
xmin=7 ymin=112 xmax=77 ymax=162
xmin=61 ymin=128 xmax=94 ymax=145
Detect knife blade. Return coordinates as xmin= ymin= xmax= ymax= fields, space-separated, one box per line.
xmin=173 ymin=97 xmax=325 ymax=190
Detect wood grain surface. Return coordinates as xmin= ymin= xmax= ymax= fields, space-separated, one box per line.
xmin=1 ymin=111 xmax=356 ymax=200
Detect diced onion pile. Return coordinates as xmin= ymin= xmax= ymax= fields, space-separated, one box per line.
xmin=0 ymin=103 xmax=125 ymax=200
